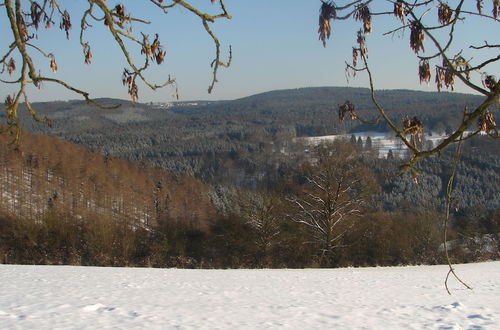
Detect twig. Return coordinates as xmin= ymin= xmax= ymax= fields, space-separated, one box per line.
xmin=443 ymin=127 xmax=472 ymax=295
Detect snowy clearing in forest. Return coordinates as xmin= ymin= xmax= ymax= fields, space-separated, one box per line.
xmin=1 ymin=262 xmax=499 ymax=329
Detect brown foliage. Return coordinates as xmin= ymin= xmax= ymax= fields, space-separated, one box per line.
xmin=338 ymin=100 xmax=357 ymax=122
xmin=438 ymin=3 xmax=453 ymax=25
xmin=318 ymin=1 xmax=336 ymax=47
xmin=0 ymin=129 xmax=216 ymax=230
xmin=354 ymin=4 xmax=372 ymax=34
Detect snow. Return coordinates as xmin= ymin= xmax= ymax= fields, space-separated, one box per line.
xmin=302 ymin=131 xmax=447 ymax=158
xmin=1 ymin=262 xmax=499 ymax=329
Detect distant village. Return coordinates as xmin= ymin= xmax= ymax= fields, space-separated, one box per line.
xmin=150 ymin=101 xmax=213 ymax=109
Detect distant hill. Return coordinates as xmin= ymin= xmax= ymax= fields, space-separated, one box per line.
xmin=17 ymin=87 xmax=485 ymax=182
xmin=20 ymin=87 xmax=483 ymax=133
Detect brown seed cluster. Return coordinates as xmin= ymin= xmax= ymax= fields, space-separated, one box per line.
xmin=114 ymin=4 xmax=128 ymax=28
xmin=338 ymin=101 xmax=357 ymax=122
xmin=26 ymin=1 xmax=56 ymax=33
xmin=122 ymin=69 xmax=138 ymax=102
xmin=7 ymin=58 xmax=16 ymax=75
xmin=354 ymin=5 xmax=372 ymax=34
xmin=141 ymin=34 xmax=167 ymax=65
xmin=494 ymin=0 xmax=500 ymax=19
xmin=438 ymin=3 xmax=453 ymax=25
xmin=18 ymin=15 xmax=29 ymax=41
xmin=419 ymin=60 xmax=431 ymax=84
xmin=30 ymin=2 xmax=43 ymax=30
xmin=437 ymin=58 xmax=455 ymax=91
xmin=410 ymin=21 xmax=425 ymax=53
xmin=394 ymin=0 xmax=405 ymax=23
xmin=479 ymin=111 xmax=496 ymax=133
xmin=482 ymin=75 xmax=497 ymax=91
xmin=403 ymin=116 xmax=424 ymax=137
xmin=83 ymin=44 xmax=93 ymax=65
xmin=49 ymin=55 xmax=57 ymax=73
xmin=60 ymin=10 xmax=71 ymax=39
xmin=477 ymin=0 xmax=484 ymax=14
xmin=318 ymin=1 xmax=336 ymax=47
xmin=435 ymin=66 xmax=446 ymax=92
xmin=356 ymin=30 xmax=368 ymax=57
xmin=352 ymin=48 xmax=358 ymax=67
xmin=4 ymin=95 xmax=14 ymax=108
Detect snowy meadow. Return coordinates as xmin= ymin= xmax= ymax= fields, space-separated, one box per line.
xmin=1 ymin=262 xmax=499 ymax=329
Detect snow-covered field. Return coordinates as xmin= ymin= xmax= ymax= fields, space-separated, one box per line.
xmin=1 ymin=262 xmax=499 ymax=329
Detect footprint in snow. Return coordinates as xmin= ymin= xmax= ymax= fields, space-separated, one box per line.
xmin=82 ymin=303 xmax=116 ymax=313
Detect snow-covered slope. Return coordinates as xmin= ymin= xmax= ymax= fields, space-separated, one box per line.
xmin=1 ymin=262 xmax=499 ymax=329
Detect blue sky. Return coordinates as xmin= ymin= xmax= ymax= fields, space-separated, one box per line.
xmin=1 ymin=0 xmax=498 ymax=102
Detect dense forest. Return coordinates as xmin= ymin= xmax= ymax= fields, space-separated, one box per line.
xmin=17 ymin=87 xmax=483 ymax=184
xmin=1 ymin=98 xmax=498 ymax=267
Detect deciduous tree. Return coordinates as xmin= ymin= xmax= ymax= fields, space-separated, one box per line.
xmin=287 ymin=141 xmax=377 ymax=267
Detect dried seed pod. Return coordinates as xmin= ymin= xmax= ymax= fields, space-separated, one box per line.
xmin=4 ymin=95 xmax=14 ymax=107
xmin=83 ymin=44 xmax=92 ymax=65
xmin=122 ymin=69 xmax=132 ymax=87
xmin=356 ymin=30 xmax=368 ymax=57
xmin=18 ymin=15 xmax=28 ymax=41
xmin=453 ymin=56 xmax=471 ymax=80
xmin=155 ymin=50 xmax=166 ymax=65
xmin=403 ymin=116 xmax=424 ymax=136
xmin=438 ymin=3 xmax=453 ymax=25
xmin=129 ymin=82 xmax=138 ymax=102
xmin=394 ymin=0 xmax=405 ymax=23
xmin=49 ymin=56 xmax=58 ymax=73
xmin=30 ymin=2 xmax=42 ymax=30
xmin=419 ymin=59 xmax=431 ymax=84
xmin=435 ymin=67 xmax=446 ymax=91
xmin=7 ymin=58 xmax=15 ymax=75
xmin=151 ymin=34 xmax=160 ymax=54
xmin=115 ymin=4 xmax=129 ymax=28
xmin=442 ymin=58 xmax=455 ymax=90
xmin=59 ymin=10 xmax=71 ymax=39
xmin=352 ymin=48 xmax=358 ymax=67
xmin=478 ymin=111 xmax=496 ymax=133
xmin=318 ymin=1 xmax=336 ymax=47
xmin=409 ymin=21 xmax=425 ymax=53
xmin=494 ymin=0 xmax=500 ymax=19
xmin=122 ymin=69 xmax=139 ymax=102
xmin=482 ymin=75 xmax=497 ymax=91
xmin=115 ymin=4 xmax=126 ymax=17
xmin=476 ymin=0 xmax=483 ymax=14
xmin=354 ymin=4 xmax=372 ymax=34
xmin=338 ymin=101 xmax=356 ymax=122
xmin=141 ymin=35 xmax=153 ymax=58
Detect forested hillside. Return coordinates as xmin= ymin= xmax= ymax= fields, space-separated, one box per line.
xmin=0 ymin=130 xmax=218 ymax=266
xmin=1 ymin=131 xmax=498 ymax=267
xmin=1 ymin=87 xmax=497 ymax=268
xmin=18 ymin=87 xmax=483 ymax=183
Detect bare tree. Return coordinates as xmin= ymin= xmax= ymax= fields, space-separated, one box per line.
xmin=237 ymin=190 xmax=282 ymax=264
xmin=1 ymin=0 xmax=232 ymax=140
xmin=287 ymin=141 xmax=377 ymax=267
